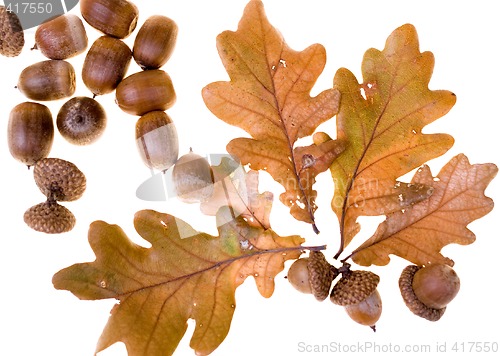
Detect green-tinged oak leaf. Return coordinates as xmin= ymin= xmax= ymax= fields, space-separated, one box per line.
xmin=351 ymin=154 xmax=497 ymax=267
xmin=200 ymin=157 xmax=273 ymax=229
xmin=202 ymin=0 xmax=344 ymax=231
xmin=329 ymin=23 xmax=456 ymax=252
xmin=52 ymin=207 xmax=304 ymax=356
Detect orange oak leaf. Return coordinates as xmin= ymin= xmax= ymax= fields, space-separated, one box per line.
xmin=200 ymin=156 xmax=273 ymax=229
xmin=52 ymin=208 xmax=304 ymax=356
xmin=202 ymin=0 xmax=344 ymax=231
xmin=329 ymin=23 xmax=456 ymax=255
xmin=351 ymin=154 xmax=497 ymax=267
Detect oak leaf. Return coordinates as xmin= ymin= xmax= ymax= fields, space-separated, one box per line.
xmin=329 ymin=23 xmax=456 ymax=253
xmin=52 ymin=208 xmax=304 ymax=356
xmin=200 ymin=156 xmax=273 ymax=229
xmin=202 ymin=0 xmax=344 ymax=231
xmin=351 ymin=154 xmax=497 ymax=266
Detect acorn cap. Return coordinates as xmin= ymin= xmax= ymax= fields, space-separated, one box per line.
xmin=24 ymin=200 xmax=76 ymax=234
xmin=399 ymin=265 xmax=446 ymax=321
xmin=330 ymin=270 xmax=380 ymax=306
xmin=307 ymin=251 xmax=338 ymax=301
xmin=0 ymin=6 xmax=25 ymax=57
xmin=34 ymin=158 xmax=86 ymax=201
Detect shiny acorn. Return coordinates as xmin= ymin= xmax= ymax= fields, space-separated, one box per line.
xmin=17 ymin=60 xmax=76 ymax=101
xmin=34 ymin=14 xmax=88 ymax=59
xmin=82 ymin=35 xmax=132 ymax=96
xmin=115 ymin=69 xmax=176 ymax=116
xmin=8 ymin=102 xmax=54 ymax=167
xmin=57 ymin=96 xmax=107 ymax=145
xmin=80 ymin=0 xmax=139 ymax=39
xmin=133 ymin=15 xmax=178 ymax=70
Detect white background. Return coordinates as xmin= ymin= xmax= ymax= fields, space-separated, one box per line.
xmin=1 ymin=1 xmax=499 ymax=355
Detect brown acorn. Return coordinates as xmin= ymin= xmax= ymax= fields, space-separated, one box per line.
xmin=412 ymin=263 xmax=460 ymax=309
xmin=33 ymin=158 xmax=86 ymax=202
xmin=57 ymin=96 xmax=107 ymax=145
xmin=344 ymin=289 xmax=382 ymax=329
xmin=0 ymin=5 xmax=25 ymax=57
xmin=82 ymin=35 xmax=132 ymax=96
xmin=330 ymin=269 xmax=380 ymax=306
xmin=398 ymin=265 xmax=449 ymax=321
xmin=133 ymin=15 xmax=178 ymax=70
xmin=287 ymin=251 xmax=337 ymax=301
xmin=80 ymin=0 xmax=139 ymax=39
xmin=24 ymin=200 xmax=76 ymax=234
xmin=17 ymin=60 xmax=76 ymax=101
xmin=287 ymin=258 xmax=311 ymax=294
xmin=135 ymin=111 xmax=179 ymax=171
xmin=34 ymin=14 xmax=88 ymax=60
xmin=115 ymin=69 xmax=176 ymax=116
xmin=8 ymin=102 xmax=54 ymax=167
xmin=172 ymin=149 xmax=214 ymax=203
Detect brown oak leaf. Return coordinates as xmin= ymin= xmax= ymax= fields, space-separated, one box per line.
xmin=52 ymin=208 xmax=304 ymax=356
xmin=329 ymin=23 xmax=456 ymax=254
xmin=202 ymin=0 xmax=344 ymax=231
xmin=351 ymin=154 xmax=497 ymax=266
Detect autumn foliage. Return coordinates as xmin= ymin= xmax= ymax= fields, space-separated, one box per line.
xmin=53 ymin=1 xmax=497 ymax=355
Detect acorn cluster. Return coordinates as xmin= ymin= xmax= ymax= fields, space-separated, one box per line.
xmin=287 ymin=252 xmax=461 ymax=330
xmin=287 ymin=253 xmax=382 ymax=330
xmin=5 ymin=0 xmax=216 ymax=233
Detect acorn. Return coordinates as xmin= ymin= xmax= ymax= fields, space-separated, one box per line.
xmin=24 ymin=200 xmax=76 ymax=234
xmin=0 ymin=5 xmax=24 ymax=57
xmin=133 ymin=15 xmax=178 ymax=70
xmin=17 ymin=60 xmax=76 ymax=101
xmin=172 ymin=149 xmax=214 ymax=203
xmin=8 ymin=102 xmax=54 ymax=167
xmin=115 ymin=69 xmax=176 ymax=116
xmin=330 ymin=267 xmax=382 ymax=330
xmin=80 ymin=0 xmax=139 ymax=39
xmin=57 ymin=96 xmax=107 ymax=145
xmin=33 ymin=158 xmax=86 ymax=202
xmin=82 ymin=35 xmax=132 ymax=96
xmin=34 ymin=14 xmax=88 ymax=60
xmin=135 ymin=111 xmax=179 ymax=172
xmin=412 ymin=263 xmax=460 ymax=309
xmin=344 ymin=289 xmax=382 ymax=330
xmin=287 ymin=251 xmax=338 ymax=301
xmin=330 ymin=269 xmax=380 ymax=306
xmin=399 ymin=264 xmax=459 ymax=321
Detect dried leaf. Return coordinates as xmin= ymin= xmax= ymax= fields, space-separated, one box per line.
xmin=329 ymin=23 xmax=456 ymax=250
xmin=202 ymin=0 xmax=344 ymax=230
xmin=200 ymin=157 xmax=273 ymax=229
xmin=52 ymin=208 xmax=304 ymax=356
xmin=351 ymin=154 xmax=497 ymax=266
